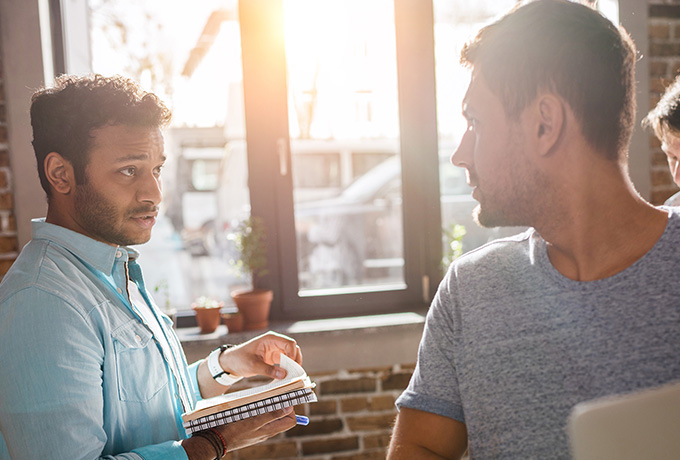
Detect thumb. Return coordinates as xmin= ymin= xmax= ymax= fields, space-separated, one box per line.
xmin=261 ymin=363 xmax=287 ymax=380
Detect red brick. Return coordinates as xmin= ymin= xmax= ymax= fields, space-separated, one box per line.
xmin=650 ymin=42 xmax=680 ymax=57
xmin=363 ymin=433 xmax=392 ymax=450
xmin=308 ymin=399 xmax=337 ymax=416
xmin=345 ymin=414 xmax=395 ymax=432
xmin=0 ymin=192 xmax=13 ymax=210
xmin=236 ymin=441 xmax=298 ymax=459
xmin=653 ymin=151 xmax=670 ymax=167
xmin=341 ymin=397 xmax=369 ymax=413
xmin=320 ymin=378 xmax=376 ymax=395
xmin=672 ymin=60 xmax=680 ymax=77
xmin=301 ymin=436 xmax=359 ymax=455
xmin=649 ymin=23 xmax=670 ymax=40
xmin=0 ymin=258 xmax=16 ymax=276
xmin=649 ymin=61 xmax=669 ymax=78
xmin=0 ymin=236 xmax=18 ymax=253
xmin=652 ymin=169 xmax=675 ymax=187
xmin=368 ymin=395 xmax=395 ymax=411
xmin=0 ymin=169 xmax=8 ymax=189
xmin=286 ymin=418 xmax=343 ymax=437
xmin=381 ymin=372 xmax=412 ymax=391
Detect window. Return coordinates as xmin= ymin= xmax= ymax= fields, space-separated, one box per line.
xmin=77 ymin=0 xmax=629 ymax=321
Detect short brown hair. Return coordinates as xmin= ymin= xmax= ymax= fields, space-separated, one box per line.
xmin=461 ymin=0 xmax=636 ymax=161
xmin=30 ymin=74 xmax=172 ymax=197
xmin=643 ymin=74 xmax=680 ymax=141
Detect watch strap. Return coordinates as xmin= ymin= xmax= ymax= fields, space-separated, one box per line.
xmin=207 ymin=345 xmax=243 ymax=386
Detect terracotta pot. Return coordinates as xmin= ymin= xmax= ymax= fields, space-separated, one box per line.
xmin=222 ymin=311 xmax=244 ymax=333
xmin=192 ymin=305 xmax=222 ymax=334
xmin=230 ymin=289 xmax=273 ymax=330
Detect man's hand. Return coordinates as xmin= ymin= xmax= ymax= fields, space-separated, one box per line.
xmin=221 ymin=331 xmax=303 ymax=380
xmin=183 ymin=407 xmax=297 ymax=459
xmin=197 ymin=331 xmax=302 ymax=398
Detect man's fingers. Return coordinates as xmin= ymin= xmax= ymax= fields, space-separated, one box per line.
xmin=242 ymin=406 xmax=294 ymax=430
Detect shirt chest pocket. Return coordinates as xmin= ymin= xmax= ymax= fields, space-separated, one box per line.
xmin=112 ymin=321 xmax=168 ymax=402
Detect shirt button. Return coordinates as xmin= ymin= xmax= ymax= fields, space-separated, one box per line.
xmin=115 ymin=250 xmax=122 ymax=258
xmin=117 ymin=287 xmax=123 ymax=294
xmin=135 ymin=334 xmax=142 ymax=342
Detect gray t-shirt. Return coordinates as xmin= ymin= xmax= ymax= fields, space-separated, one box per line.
xmin=397 ymin=208 xmax=680 ymax=459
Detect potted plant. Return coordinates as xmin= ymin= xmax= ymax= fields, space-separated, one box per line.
xmin=191 ymin=296 xmax=223 ymax=334
xmin=228 ymin=216 xmax=273 ymax=330
xmin=221 ymin=309 xmax=244 ymax=333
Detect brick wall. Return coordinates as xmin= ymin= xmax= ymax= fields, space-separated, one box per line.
xmin=647 ymin=2 xmax=680 ymax=205
xmin=0 ymin=47 xmax=19 ymax=277
xmin=222 ymin=364 xmax=415 ymax=460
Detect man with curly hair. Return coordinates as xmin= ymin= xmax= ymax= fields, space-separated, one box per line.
xmin=644 ymin=74 xmax=680 ymax=206
xmin=0 ymin=74 xmax=303 ymax=460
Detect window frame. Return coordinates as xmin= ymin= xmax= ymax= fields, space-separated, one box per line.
xmin=238 ymin=0 xmax=442 ymax=320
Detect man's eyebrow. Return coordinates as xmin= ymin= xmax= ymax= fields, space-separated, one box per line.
xmin=113 ymin=154 xmax=167 ymax=163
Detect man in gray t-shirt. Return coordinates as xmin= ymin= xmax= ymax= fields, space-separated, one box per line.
xmin=388 ymin=1 xmax=680 ymax=459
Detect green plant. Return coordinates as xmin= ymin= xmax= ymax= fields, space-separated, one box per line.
xmin=442 ymin=223 xmax=466 ymax=273
xmin=228 ymin=216 xmax=269 ymax=283
xmin=152 ymin=279 xmax=172 ymax=312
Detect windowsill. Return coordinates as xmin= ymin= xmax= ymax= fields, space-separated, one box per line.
xmin=177 ymin=310 xmax=427 ymax=374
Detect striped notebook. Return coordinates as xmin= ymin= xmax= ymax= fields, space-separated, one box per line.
xmin=183 ymin=387 xmax=317 ymax=434
xmin=182 ymin=355 xmax=317 ymax=435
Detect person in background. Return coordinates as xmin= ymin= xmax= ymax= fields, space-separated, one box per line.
xmin=388 ymin=1 xmax=680 ymax=459
xmin=643 ymin=74 xmax=680 ymax=206
xmin=0 ymin=74 xmax=302 ymax=460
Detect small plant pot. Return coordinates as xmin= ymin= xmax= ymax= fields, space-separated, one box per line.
xmin=222 ymin=311 xmax=244 ymax=333
xmin=192 ymin=305 xmax=223 ymax=334
xmin=231 ymin=289 xmax=273 ymax=331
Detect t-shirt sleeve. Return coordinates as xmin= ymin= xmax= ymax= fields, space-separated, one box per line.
xmin=395 ymin=267 xmax=466 ymax=423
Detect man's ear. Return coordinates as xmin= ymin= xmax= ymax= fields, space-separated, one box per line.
xmin=44 ymin=152 xmax=76 ymax=195
xmin=534 ymin=93 xmax=565 ymax=157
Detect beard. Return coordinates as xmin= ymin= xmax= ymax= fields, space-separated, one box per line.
xmin=74 ymin=181 xmax=157 ymax=246
xmin=471 ymin=130 xmax=548 ymax=229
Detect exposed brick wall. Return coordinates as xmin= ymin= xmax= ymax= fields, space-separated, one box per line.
xmin=222 ymin=364 xmax=415 ymax=460
xmin=647 ymin=1 xmax=680 ymax=205
xmin=0 ymin=42 xmax=19 ymax=278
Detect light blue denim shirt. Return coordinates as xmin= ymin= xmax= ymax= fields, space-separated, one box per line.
xmin=0 ymin=220 xmax=202 ymax=460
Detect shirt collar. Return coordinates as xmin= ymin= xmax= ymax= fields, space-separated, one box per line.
xmin=31 ymin=218 xmax=140 ymax=275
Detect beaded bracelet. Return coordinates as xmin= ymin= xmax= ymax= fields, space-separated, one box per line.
xmin=209 ymin=428 xmax=228 ymax=457
xmin=193 ymin=430 xmax=222 ymax=460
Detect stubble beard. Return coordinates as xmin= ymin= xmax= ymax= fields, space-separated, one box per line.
xmin=74 ymin=182 xmax=154 ymax=246
xmin=471 ymin=129 xmax=545 ymax=229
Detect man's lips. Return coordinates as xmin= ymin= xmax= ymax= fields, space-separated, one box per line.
xmin=130 ymin=211 xmax=158 ymax=228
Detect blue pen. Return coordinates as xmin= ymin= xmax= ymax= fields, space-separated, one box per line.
xmin=296 ymin=415 xmax=310 ymax=426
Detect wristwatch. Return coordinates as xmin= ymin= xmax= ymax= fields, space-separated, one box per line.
xmin=207 ymin=345 xmax=243 ymax=386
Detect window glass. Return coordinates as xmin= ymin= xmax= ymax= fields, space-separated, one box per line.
xmin=433 ymin=0 xmax=527 ymax=258
xmin=282 ymin=0 xmax=405 ymax=293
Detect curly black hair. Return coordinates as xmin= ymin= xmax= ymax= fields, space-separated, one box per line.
xmin=30 ymin=74 xmax=172 ymax=197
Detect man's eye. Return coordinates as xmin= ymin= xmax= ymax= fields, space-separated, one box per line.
xmin=153 ymin=166 xmax=163 ymax=177
xmin=120 ymin=167 xmax=136 ymax=177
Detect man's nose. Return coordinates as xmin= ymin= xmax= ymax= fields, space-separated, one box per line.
xmin=138 ymin=173 xmax=163 ymax=206
xmin=451 ymin=130 xmax=474 ymax=168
